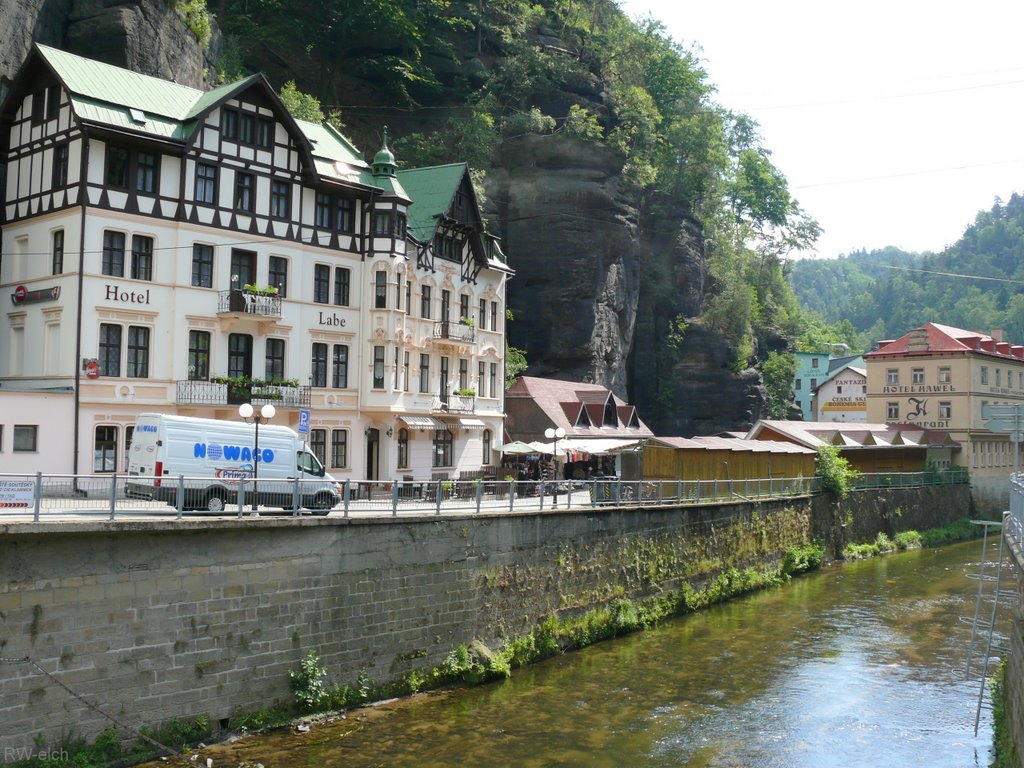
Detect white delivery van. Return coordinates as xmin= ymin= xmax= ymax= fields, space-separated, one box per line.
xmin=126 ymin=413 xmax=341 ymax=514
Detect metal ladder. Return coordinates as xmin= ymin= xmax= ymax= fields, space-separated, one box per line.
xmin=963 ymin=518 xmax=1015 ymax=736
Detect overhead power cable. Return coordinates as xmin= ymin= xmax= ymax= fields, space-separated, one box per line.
xmin=885 ymin=264 xmax=1024 ymax=285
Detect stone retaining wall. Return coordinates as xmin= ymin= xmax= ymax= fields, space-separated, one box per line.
xmin=0 ymin=486 xmax=970 ymax=752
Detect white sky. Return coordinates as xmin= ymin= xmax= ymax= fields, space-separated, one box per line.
xmin=615 ymin=0 xmax=1024 ymax=259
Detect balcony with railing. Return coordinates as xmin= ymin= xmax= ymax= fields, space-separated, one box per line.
xmin=431 ymin=390 xmax=476 ymax=414
xmin=432 ymin=319 xmax=475 ymax=344
xmin=217 ymin=289 xmax=282 ymax=318
xmin=177 ymin=379 xmax=311 ymax=407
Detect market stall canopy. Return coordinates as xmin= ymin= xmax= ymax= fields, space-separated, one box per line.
xmin=496 ymin=440 xmax=537 ymax=455
xmin=561 ymin=438 xmax=641 ymax=455
xmin=524 ymin=438 xmax=641 ymax=458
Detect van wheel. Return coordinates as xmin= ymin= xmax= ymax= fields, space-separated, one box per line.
xmin=205 ymin=491 xmax=226 ymax=513
xmin=310 ymin=493 xmax=335 ymax=515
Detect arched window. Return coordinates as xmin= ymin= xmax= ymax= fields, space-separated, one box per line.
xmin=482 ymin=429 xmax=492 ymax=465
xmin=397 ymin=428 xmax=409 ymax=469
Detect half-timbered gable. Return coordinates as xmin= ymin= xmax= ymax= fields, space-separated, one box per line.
xmin=2 ymin=49 xmax=83 ymax=226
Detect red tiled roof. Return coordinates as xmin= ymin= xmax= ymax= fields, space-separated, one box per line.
xmin=505 ymin=376 xmax=654 ymax=437
xmin=867 ymin=322 xmax=1024 ymax=360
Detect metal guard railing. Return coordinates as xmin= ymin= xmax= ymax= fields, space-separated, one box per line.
xmin=0 ymin=471 xmax=968 ymax=522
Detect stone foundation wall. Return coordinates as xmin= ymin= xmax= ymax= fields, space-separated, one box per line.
xmin=0 ymin=486 xmax=971 ymax=751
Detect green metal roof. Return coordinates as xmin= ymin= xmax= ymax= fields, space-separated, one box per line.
xmin=296 ymin=119 xmax=367 ymax=167
xmin=35 ymin=45 xmax=371 ymax=173
xmin=68 ymin=97 xmax=183 ymax=139
xmin=184 ymin=77 xmax=260 ymax=120
xmin=38 ymin=44 xmax=204 ymax=120
xmin=396 ymin=163 xmax=468 ymax=242
xmin=29 ymin=44 xmax=502 ymax=231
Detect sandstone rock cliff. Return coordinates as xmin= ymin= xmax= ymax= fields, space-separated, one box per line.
xmin=0 ymin=0 xmax=215 ymax=97
xmin=489 ymin=132 xmax=765 ymax=436
xmin=488 ymin=133 xmax=641 ymax=395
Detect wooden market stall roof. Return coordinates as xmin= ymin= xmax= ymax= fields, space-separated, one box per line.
xmin=643 ymin=436 xmax=816 ymax=481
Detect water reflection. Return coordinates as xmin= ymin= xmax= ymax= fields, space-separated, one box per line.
xmin=182 ymin=541 xmax=1005 ymax=768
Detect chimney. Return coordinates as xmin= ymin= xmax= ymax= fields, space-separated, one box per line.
xmin=906 ymin=328 xmax=929 ymax=352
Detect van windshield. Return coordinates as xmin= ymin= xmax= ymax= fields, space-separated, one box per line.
xmin=296 ymin=450 xmax=325 ymax=477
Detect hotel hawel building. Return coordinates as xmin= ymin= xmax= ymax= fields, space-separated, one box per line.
xmin=0 ymin=45 xmax=513 ymax=481
xmin=865 ymin=322 xmax=1024 ymax=509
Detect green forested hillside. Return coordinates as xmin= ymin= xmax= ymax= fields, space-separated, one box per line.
xmin=789 ymin=193 xmax=1024 ymax=348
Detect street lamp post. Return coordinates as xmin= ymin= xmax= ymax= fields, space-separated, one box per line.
xmin=544 ymin=426 xmax=566 ymax=506
xmin=239 ymin=402 xmax=276 ymax=512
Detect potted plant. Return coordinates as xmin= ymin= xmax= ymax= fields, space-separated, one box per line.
xmin=243 ymin=283 xmax=279 ymax=296
xmin=455 ymin=387 xmax=476 ymax=397
xmin=211 ymin=374 xmax=253 ymax=402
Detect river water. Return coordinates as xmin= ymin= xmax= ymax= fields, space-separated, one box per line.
xmin=188 ymin=540 xmax=1008 ymax=768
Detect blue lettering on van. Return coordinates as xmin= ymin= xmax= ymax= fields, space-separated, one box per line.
xmin=194 ymin=443 xmax=274 ymax=464
xmin=138 ymin=424 xmax=158 ymax=432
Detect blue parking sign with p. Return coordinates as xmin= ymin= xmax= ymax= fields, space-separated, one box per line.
xmin=298 ymin=409 xmax=310 ymax=435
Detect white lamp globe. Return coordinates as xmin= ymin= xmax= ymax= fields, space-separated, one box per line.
xmin=260 ymin=403 xmax=277 ymax=420
xmin=238 ymin=403 xmax=254 ymax=419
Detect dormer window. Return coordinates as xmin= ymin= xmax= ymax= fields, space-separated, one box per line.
xmin=434 ymin=233 xmax=458 ymax=261
xmin=603 ymin=397 xmax=617 ymax=427
xmin=222 ymin=109 xmax=238 ymax=140
xmin=239 ymin=112 xmax=255 ymax=144
xmin=221 ymin=106 xmax=274 ymax=148
xmin=256 ymin=118 xmax=273 ymax=148
xmin=46 ymin=86 xmax=60 ymax=121
xmin=30 ymin=91 xmax=45 ymax=124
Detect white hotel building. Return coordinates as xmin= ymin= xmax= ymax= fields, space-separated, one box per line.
xmin=0 ymin=45 xmax=512 ymax=481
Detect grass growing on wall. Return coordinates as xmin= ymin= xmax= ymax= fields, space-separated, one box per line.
xmin=8 ymin=717 xmax=213 ymax=768
xmin=919 ymin=518 xmax=986 ymax=547
xmin=280 ymin=543 xmax=826 ymax=720
xmin=840 ymin=518 xmax=985 ymax=561
xmin=990 ymin=660 xmax=1016 ymax=768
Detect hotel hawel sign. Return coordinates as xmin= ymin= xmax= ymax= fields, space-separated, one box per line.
xmin=882 ymin=384 xmax=955 ymax=428
xmin=882 ymin=384 xmax=956 ymax=394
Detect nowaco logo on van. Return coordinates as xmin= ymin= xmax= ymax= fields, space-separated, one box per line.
xmin=193 ymin=442 xmax=276 ymax=464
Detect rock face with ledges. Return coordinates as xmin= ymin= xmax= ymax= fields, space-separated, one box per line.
xmin=489 ymin=133 xmax=641 ymax=395
xmin=0 ymin=0 xmax=215 ymax=98
xmin=489 ymin=132 xmax=762 ymax=436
